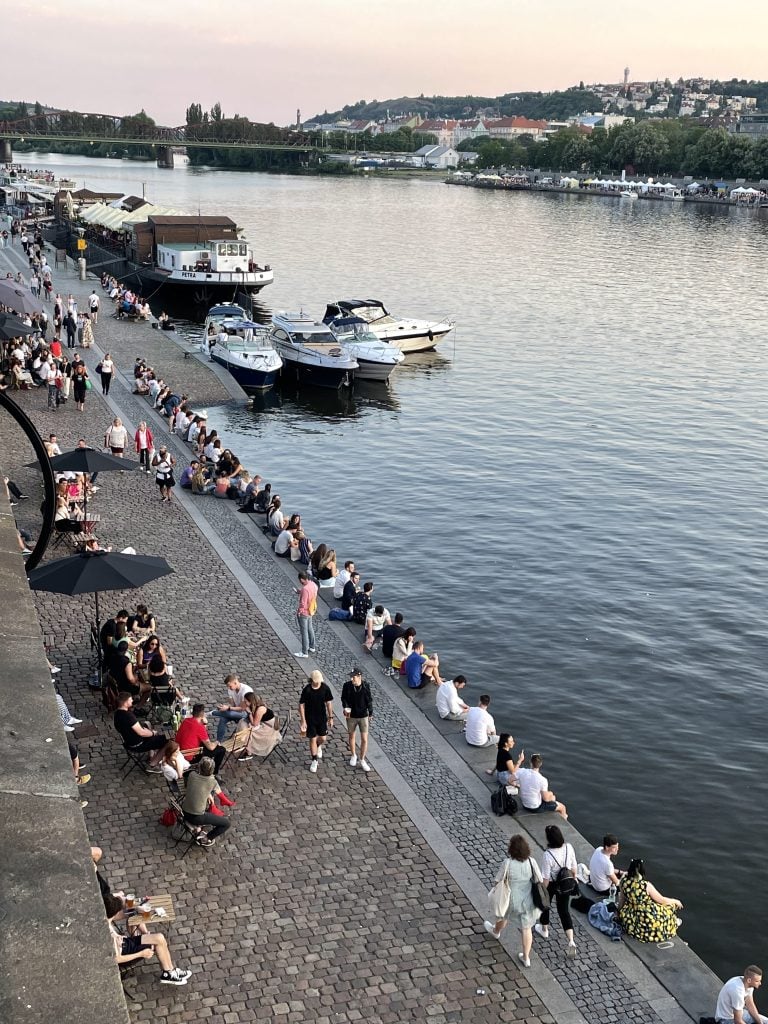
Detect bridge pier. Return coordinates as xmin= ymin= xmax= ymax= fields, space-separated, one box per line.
xmin=156 ymin=146 xmax=174 ymax=169
xmin=1 ymin=139 xmax=12 ymax=164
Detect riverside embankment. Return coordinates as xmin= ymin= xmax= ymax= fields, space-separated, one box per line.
xmin=1 ymin=238 xmax=726 ymax=1022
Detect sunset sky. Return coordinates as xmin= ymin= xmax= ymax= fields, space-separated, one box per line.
xmin=5 ymin=0 xmax=767 ymax=125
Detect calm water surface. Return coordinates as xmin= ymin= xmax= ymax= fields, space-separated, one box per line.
xmin=22 ymin=155 xmax=768 ymax=977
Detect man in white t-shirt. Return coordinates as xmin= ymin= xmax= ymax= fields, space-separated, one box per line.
xmin=464 ymin=695 xmax=498 ymax=746
xmin=274 ymin=528 xmax=298 ymax=558
xmin=588 ymin=834 xmax=623 ymax=896
xmin=334 ymin=560 xmax=355 ymax=600
xmin=436 ymin=675 xmax=470 ymax=721
xmin=515 ymin=754 xmax=568 ymax=819
xmin=715 ymin=966 xmax=768 ymax=1023
xmin=211 ymin=672 xmax=253 ymax=742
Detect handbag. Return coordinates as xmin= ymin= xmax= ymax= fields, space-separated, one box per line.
xmin=487 ymin=859 xmax=511 ymax=919
xmin=530 ymin=858 xmax=551 ymax=912
xmin=84 ymin=378 xmax=92 ymax=390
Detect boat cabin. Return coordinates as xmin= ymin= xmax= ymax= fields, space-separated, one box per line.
xmin=156 ymin=239 xmax=253 ymax=274
xmin=324 ymin=299 xmax=394 ymax=326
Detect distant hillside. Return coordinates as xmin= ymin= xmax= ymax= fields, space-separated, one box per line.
xmin=312 ymin=88 xmax=603 ymax=123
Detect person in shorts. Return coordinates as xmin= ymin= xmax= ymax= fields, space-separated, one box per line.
xmin=299 ymin=670 xmax=334 ymax=773
xmin=104 ymin=893 xmax=191 ymax=986
xmin=341 ymin=668 xmax=372 ymax=772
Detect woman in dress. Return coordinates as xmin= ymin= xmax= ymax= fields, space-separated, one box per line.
xmin=72 ymin=362 xmax=89 ymax=412
xmin=238 ymin=692 xmax=281 ymax=761
xmin=99 ymin=352 xmax=114 ymax=395
xmin=617 ymin=859 xmax=682 ymax=943
xmin=161 ymin=740 xmax=192 ymax=783
xmin=81 ymin=313 xmax=94 ymax=348
xmin=485 ymin=833 xmax=544 ymax=968
xmin=535 ymin=824 xmax=578 ymax=956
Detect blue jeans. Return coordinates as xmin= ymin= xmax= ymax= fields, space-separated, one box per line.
xmin=211 ymin=708 xmax=247 ymax=742
xmin=298 ymin=614 xmax=315 ymax=654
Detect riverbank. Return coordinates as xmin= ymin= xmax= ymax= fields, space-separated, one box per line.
xmin=0 ymin=242 xmax=727 ymax=1021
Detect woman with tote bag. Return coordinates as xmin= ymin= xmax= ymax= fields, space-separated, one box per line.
xmin=485 ymin=834 xmax=544 ymax=968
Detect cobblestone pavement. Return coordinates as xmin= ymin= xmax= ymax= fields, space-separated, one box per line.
xmin=1 ymin=255 xmax=556 ymax=1023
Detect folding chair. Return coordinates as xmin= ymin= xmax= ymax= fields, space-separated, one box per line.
xmin=263 ymin=708 xmax=291 ymax=766
xmin=52 ymin=519 xmax=83 ymax=550
xmin=120 ymin=743 xmax=149 ymax=779
xmin=166 ymin=782 xmax=203 ymax=858
xmin=219 ymin=725 xmax=251 ymax=771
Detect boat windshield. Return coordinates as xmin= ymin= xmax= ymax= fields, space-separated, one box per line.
xmin=352 ymin=305 xmax=395 ymax=325
xmin=332 ymin=321 xmax=378 ymax=343
xmin=294 ymin=328 xmax=337 ymax=344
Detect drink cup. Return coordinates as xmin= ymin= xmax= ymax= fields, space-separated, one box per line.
xmin=125 ymin=894 xmax=135 ymax=910
xmin=343 ymin=707 xmax=351 ymax=715
xmin=140 ymin=904 xmax=152 ymax=921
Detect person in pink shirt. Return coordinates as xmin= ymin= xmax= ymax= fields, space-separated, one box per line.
xmin=134 ymin=421 xmax=154 ymax=474
xmin=294 ymin=572 xmax=318 ymax=658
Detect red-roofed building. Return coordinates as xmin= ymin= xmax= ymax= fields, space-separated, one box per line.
xmin=487 ymin=116 xmax=548 ymax=140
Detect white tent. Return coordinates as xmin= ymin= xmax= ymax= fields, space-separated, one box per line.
xmin=730 ymin=186 xmax=748 ymax=195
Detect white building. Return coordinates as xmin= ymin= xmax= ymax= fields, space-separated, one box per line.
xmin=412 ymin=145 xmax=461 ymax=169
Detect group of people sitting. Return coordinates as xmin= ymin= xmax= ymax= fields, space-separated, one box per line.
xmin=101 ymin=275 xmax=152 ymax=321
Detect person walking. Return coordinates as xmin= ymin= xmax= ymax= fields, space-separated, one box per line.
xmin=104 ymin=417 xmax=128 ymax=457
xmin=484 ymin=833 xmax=544 ymax=968
xmin=341 ymin=668 xmax=372 ymax=771
xmin=88 ymin=289 xmax=100 ymax=325
xmin=72 ymin=361 xmax=89 ymax=412
xmin=535 ymin=824 xmax=578 ymax=957
xmin=134 ymin=420 xmax=154 ymax=473
xmin=299 ymin=670 xmax=334 ymax=773
xmin=152 ymin=445 xmax=176 ymax=503
xmin=64 ymin=309 xmax=77 ymax=349
xmin=294 ymin=571 xmax=318 ymax=659
xmin=99 ymin=352 xmax=114 ymax=395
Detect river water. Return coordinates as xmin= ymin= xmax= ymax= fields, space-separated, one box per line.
xmin=19 ymin=154 xmax=768 ymax=977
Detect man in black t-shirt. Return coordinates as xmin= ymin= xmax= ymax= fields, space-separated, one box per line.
xmin=351 ymin=581 xmax=374 ymax=625
xmin=381 ymin=613 xmax=405 ymax=661
xmin=113 ymin=692 xmax=166 ymax=772
xmin=341 ymin=572 xmax=360 ymax=613
xmin=299 ymin=670 xmax=334 ymax=774
xmin=100 ymin=610 xmax=129 ymax=660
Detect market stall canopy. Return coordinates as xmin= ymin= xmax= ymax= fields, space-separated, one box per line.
xmin=77 ymin=202 xmax=186 ymax=231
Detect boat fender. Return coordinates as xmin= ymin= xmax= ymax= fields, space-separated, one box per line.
xmin=428 ymin=329 xmax=434 ymax=341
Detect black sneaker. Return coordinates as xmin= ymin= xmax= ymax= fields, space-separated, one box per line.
xmin=160 ymin=968 xmax=191 ymax=985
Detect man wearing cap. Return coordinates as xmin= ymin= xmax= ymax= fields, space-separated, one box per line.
xmin=299 ymin=670 xmax=334 ymax=773
xmin=341 ymin=669 xmax=372 ymax=771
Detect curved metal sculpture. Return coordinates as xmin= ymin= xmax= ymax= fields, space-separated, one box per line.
xmin=0 ymin=390 xmax=55 ymax=572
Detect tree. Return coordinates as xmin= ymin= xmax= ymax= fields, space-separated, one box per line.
xmin=210 ymin=102 xmax=222 ymax=122
xmin=185 ymin=102 xmax=204 ymax=125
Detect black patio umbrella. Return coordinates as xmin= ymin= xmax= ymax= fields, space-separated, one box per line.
xmin=28 ymin=550 xmax=174 ymax=685
xmin=0 ymin=313 xmax=35 ymax=341
xmin=27 ymin=447 xmax=140 ymax=521
xmin=0 ymin=280 xmax=44 ymax=316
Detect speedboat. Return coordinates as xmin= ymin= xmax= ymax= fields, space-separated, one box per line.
xmin=323 ymin=299 xmax=454 ymax=354
xmin=270 ymin=312 xmax=358 ymax=389
xmin=201 ymin=303 xmax=248 ymax=353
xmin=620 ymin=189 xmax=638 ymax=200
xmin=326 ymin=315 xmax=404 ymax=382
xmin=205 ymin=314 xmax=283 ymax=391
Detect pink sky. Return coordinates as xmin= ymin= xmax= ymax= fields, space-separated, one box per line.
xmin=5 ymin=1 xmax=768 ymax=125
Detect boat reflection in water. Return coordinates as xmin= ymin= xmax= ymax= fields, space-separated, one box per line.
xmin=248 ymin=377 xmax=403 ymax=421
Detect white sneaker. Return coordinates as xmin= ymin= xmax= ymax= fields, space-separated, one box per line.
xmin=483 ymin=921 xmax=500 ymax=939
xmin=308 ymin=647 xmax=316 ymax=653
xmin=50 ymin=666 xmax=61 ymax=674
xmin=294 ymin=652 xmax=309 ymax=659
xmin=309 ymin=759 xmax=318 ymax=773
xmin=518 ymin=953 xmax=531 ymax=968
xmin=316 ymin=746 xmax=323 ymax=759
xmin=534 ymin=923 xmax=549 ymax=940
xmin=360 ymin=759 xmax=371 ymax=772
xmin=67 ymin=716 xmax=83 ymax=725
xmin=349 ymin=754 xmax=358 ymax=767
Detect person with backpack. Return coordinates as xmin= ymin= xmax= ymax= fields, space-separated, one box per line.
xmin=535 ymin=824 xmax=578 ymax=957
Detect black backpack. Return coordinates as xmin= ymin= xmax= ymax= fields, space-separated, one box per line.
xmin=547 ymin=847 xmax=579 ymax=896
xmin=491 ymin=785 xmax=518 ymax=816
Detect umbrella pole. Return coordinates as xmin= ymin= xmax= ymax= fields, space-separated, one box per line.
xmin=94 ymin=589 xmax=103 ymax=689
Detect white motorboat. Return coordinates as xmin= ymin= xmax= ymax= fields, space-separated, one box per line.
xmin=323 ymin=299 xmax=454 ymax=354
xmin=201 ymin=303 xmax=248 ymax=351
xmin=326 ymin=315 xmax=404 ymax=382
xmin=205 ymin=316 xmax=282 ymax=391
xmin=620 ymin=189 xmax=638 ymax=200
xmin=270 ymin=312 xmax=358 ymax=389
